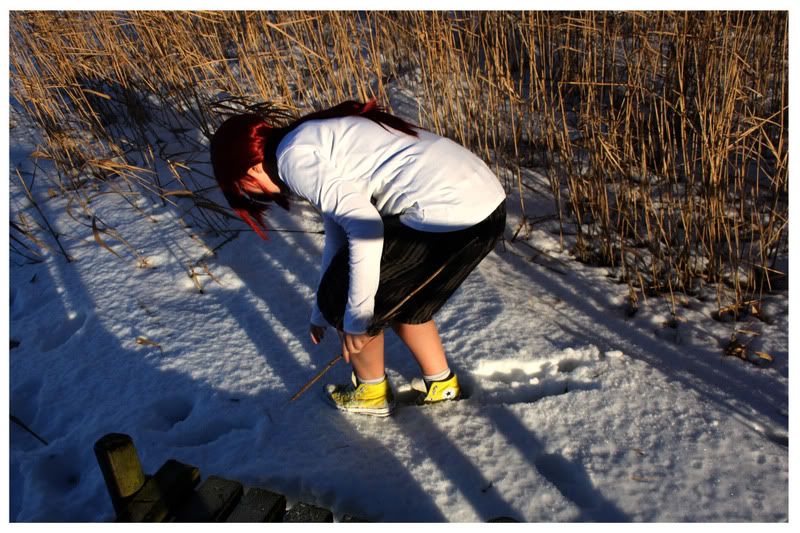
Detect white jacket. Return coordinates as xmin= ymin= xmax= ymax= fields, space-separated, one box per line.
xmin=276 ymin=116 xmax=505 ymax=333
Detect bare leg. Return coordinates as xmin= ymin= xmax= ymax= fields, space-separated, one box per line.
xmin=348 ymin=331 xmax=386 ymax=381
xmin=391 ymin=320 xmax=449 ymax=376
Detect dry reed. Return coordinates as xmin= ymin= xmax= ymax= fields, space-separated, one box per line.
xmin=9 ymin=11 xmax=788 ymax=317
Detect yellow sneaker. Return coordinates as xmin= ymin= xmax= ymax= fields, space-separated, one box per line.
xmin=412 ymin=372 xmax=461 ymax=404
xmin=325 ymin=373 xmax=395 ymax=417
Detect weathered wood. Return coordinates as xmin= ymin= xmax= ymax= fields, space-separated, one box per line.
xmin=173 ymin=475 xmax=243 ymax=522
xmin=226 ymin=487 xmax=286 ymax=522
xmin=340 ymin=513 xmax=370 ymax=522
xmin=118 ymin=459 xmax=201 ymax=522
xmin=284 ymin=502 xmax=334 ymax=522
xmin=93 ymin=433 xmax=146 ymax=515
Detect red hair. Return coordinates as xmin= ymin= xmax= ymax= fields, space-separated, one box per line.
xmin=210 ymin=113 xmax=277 ymax=239
xmin=210 ymin=99 xmax=418 ymax=240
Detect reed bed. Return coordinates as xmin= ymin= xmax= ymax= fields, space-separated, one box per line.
xmin=9 ymin=11 xmax=788 ymax=317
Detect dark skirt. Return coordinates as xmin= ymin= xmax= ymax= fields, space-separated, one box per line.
xmin=317 ymin=201 xmax=506 ymax=336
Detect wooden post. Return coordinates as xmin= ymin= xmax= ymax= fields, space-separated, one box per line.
xmin=93 ymin=433 xmax=146 ymax=516
xmin=120 ymin=459 xmax=201 ymax=522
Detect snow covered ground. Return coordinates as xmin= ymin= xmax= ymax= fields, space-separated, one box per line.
xmin=7 ymin=104 xmax=790 ymax=522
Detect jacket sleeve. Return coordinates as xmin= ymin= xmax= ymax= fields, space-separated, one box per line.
xmin=318 ymin=177 xmax=384 ymax=334
xmin=279 ymin=145 xmax=383 ymax=334
xmin=310 ymin=215 xmax=346 ymax=327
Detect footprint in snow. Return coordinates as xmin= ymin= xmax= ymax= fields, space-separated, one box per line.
xmin=38 ymin=309 xmax=89 ymax=352
xmin=10 ymin=378 xmax=45 ymax=450
xmin=143 ymin=395 xmax=252 ymax=448
xmin=10 ymin=277 xmax=54 ymax=321
xmin=142 ymin=395 xmax=195 ymax=431
xmin=27 ymin=444 xmax=84 ymax=494
xmin=165 ymin=416 xmax=252 ymax=448
xmin=466 ymin=348 xmax=603 ymax=405
xmin=10 ymin=377 xmax=44 ymax=422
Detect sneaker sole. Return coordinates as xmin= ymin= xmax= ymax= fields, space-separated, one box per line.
xmin=333 ymin=404 xmax=395 ymax=417
xmin=324 ymin=390 xmax=396 ymax=417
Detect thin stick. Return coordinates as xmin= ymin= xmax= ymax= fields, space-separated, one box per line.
xmin=288 ymin=353 xmax=343 ymax=403
xmin=381 ymin=247 xmax=466 ymax=320
xmin=10 ymin=414 xmax=49 ymax=446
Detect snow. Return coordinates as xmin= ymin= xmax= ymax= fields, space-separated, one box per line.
xmin=6 ymin=106 xmax=790 ymax=524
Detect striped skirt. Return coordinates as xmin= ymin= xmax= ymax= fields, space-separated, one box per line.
xmin=317 ymin=201 xmax=506 ymax=336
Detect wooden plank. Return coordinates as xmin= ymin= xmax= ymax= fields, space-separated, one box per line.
xmin=226 ymin=487 xmax=286 ymax=522
xmin=118 ymin=459 xmax=201 ymax=522
xmin=284 ymin=502 xmax=333 ymax=522
xmin=340 ymin=513 xmax=370 ymax=522
xmin=173 ymin=475 xmax=243 ymax=522
xmin=93 ymin=433 xmax=146 ymax=516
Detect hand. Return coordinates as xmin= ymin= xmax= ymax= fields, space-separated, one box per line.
xmin=338 ymin=331 xmax=374 ymax=363
xmin=309 ymin=324 xmax=326 ymax=345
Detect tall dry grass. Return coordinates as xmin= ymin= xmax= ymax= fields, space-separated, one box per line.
xmin=9 ymin=11 xmax=788 ymax=317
